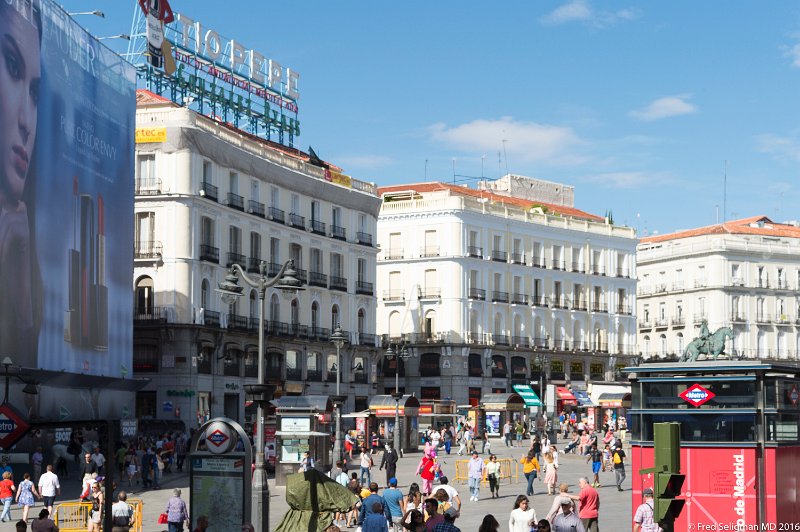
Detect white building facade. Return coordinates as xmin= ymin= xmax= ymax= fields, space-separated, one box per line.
xmin=133 ymin=92 xmax=381 ymax=430
xmin=637 ymin=216 xmax=800 ymax=361
xmin=375 ymin=179 xmax=638 ymax=406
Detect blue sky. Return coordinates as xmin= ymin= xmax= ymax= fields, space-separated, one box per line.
xmin=62 ymin=0 xmax=800 ymax=235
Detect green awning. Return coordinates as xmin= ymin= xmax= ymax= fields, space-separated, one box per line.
xmin=512 ymin=384 xmax=541 ymax=407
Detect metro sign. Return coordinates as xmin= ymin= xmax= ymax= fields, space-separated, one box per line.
xmin=789 ymin=385 xmax=799 ymax=406
xmin=207 ymin=429 xmax=230 ymax=449
xmin=680 ymin=384 xmax=716 ymax=407
xmin=0 ymin=404 xmax=30 ymax=449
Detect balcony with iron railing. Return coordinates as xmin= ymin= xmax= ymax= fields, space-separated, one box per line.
xmin=248 ymin=200 xmax=265 ymax=217
xmin=552 ymin=259 xmax=565 ymax=270
xmin=134 ymin=240 xmax=162 ymax=259
xmin=694 ymin=313 xmax=707 ymax=323
xmin=356 ymin=281 xmax=374 ymax=295
xmin=286 ymin=367 xmax=302 ymax=381
xmin=616 ymin=267 xmax=630 ymax=278
xmin=591 ymin=303 xmax=608 ymax=313
xmin=654 ymin=318 xmax=668 ymax=328
xmin=331 ymin=225 xmax=346 ymax=241
xmin=227 ymin=313 xmax=249 ymax=331
xmin=571 ymin=261 xmax=584 ymax=273
xmin=200 ymin=244 xmax=219 ymax=263
xmin=134 ymin=306 xmax=172 ymax=323
xmin=294 ymin=268 xmax=308 ymax=284
xmin=492 ymin=290 xmax=509 ymax=303
xmin=309 ymin=327 xmax=330 ymax=340
xmin=468 ymin=288 xmax=486 ymax=301
xmin=288 ymin=213 xmax=305 ymax=228
xmin=227 ymin=192 xmax=244 ymax=211
xmin=777 ymin=280 xmax=790 ymax=290
xmin=291 ymin=323 xmax=309 ymax=338
xmin=572 ymin=300 xmax=588 ymax=311
xmin=357 ymin=232 xmax=373 ymax=246
xmin=510 ymin=252 xmax=525 ymax=265
xmin=384 ymin=248 xmax=403 ymax=260
xmin=591 ymin=266 xmax=606 ymax=276
xmin=616 ymin=304 xmax=633 ymax=315
xmin=467 ymin=246 xmax=483 ymax=258
xmin=203 ymin=310 xmax=220 ymax=327
xmin=353 ymin=371 xmax=368 ymax=384
xmin=267 ymin=262 xmax=281 ymax=277
xmin=268 ymin=207 xmax=285 ymax=224
xmin=532 ymin=337 xmax=549 ymax=349
xmin=511 ymin=293 xmax=527 ymax=304
xmin=774 ymin=314 xmax=793 ymax=325
xmin=330 ymin=276 xmax=348 ymax=292
xmin=552 ymin=297 xmax=571 ymax=310
xmin=419 ymin=287 xmax=441 ymax=300
xmin=671 ymin=316 xmax=685 ymax=327
xmin=512 ymin=336 xmax=530 ymax=348
xmin=359 ymin=333 xmax=377 ymax=346
xmin=730 ymin=313 xmax=746 ymax=323
xmin=493 ymin=334 xmax=510 ymax=346
xmin=383 ymin=290 xmax=405 ymax=301
xmin=467 ymin=332 xmax=484 ymax=344
xmin=267 ymin=320 xmax=290 ymax=336
xmin=638 ymin=320 xmax=652 ymax=330
xmin=419 ymin=245 xmax=440 ymax=258
xmin=757 ymin=278 xmax=769 ymax=289
xmin=135 ymin=178 xmax=162 ymax=195
xmin=310 ymin=219 xmax=326 ymax=235
xmin=200 ymin=182 xmax=218 ymax=201
xmin=309 ymin=271 xmax=327 ymax=288
xmin=492 ymin=250 xmax=508 ymax=262
xmin=247 ymin=257 xmax=261 ymax=273
xmin=531 ymin=256 xmax=546 ymax=268
xmin=531 ymin=295 xmax=547 ymax=307
xmin=227 ymin=251 xmax=246 ymax=268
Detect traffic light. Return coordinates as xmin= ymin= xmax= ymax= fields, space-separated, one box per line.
xmin=653 ymin=423 xmax=685 ymax=531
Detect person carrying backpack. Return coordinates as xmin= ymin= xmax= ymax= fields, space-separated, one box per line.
xmin=612 ymin=443 xmax=626 ymax=491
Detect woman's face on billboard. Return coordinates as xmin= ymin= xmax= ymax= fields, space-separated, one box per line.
xmin=0 ymin=6 xmax=40 ymax=206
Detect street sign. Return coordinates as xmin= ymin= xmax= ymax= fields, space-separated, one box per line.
xmin=679 ymin=384 xmax=716 ymax=407
xmin=789 ymin=385 xmax=799 ymax=406
xmin=0 ymin=404 xmax=30 ymax=449
xmin=512 ymin=384 xmax=541 ymax=407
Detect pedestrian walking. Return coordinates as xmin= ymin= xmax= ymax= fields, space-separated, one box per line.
xmin=436 ymin=477 xmax=461 ymax=511
xmin=37 ymin=465 xmax=60 ymax=516
xmin=360 ymin=447 xmax=374 ymax=485
xmin=111 ymin=491 xmax=135 ymax=532
xmin=572 ymin=477 xmax=599 ymax=532
xmin=586 ymin=443 xmax=603 ymax=487
xmin=432 ymin=507 xmax=460 ymax=532
xmin=484 ymin=455 xmax=501 ymax=498
xmin=546 ymin=483 xmax=578 ymax=522
xmin=30 ymin=509 xmax=58 ymax=532
xmin=15 ymin=473 xmax=37 ymax=523
xmin=551 ymin=497 xmax=586 ymax=532
xmin=379 ymin=443 xmax=399 ymax=487
xmin=383 ymin=478 xmax=405 ymax=531
xmin=467 ymin=451 xmax=484 ymax=501
xmin=514 ymin=421 xmax=525 ymax=446
xmin=164 ymin=488 xmax=189 ymax=532
xmin=79 ymin=453 xmax=97 ymax=500
xmin=443 ymin=428 xmax=453 ymax=455
xmin=31 ymin=448 xmax=43 ymax=485
xmin=633 ymin=488 xmax=659 ymax=532
xmin=520 ymin=450 xmax=540 ymax=496
xmin=88 ymin=482 xmax=103 ymax=532
xmin=508 ymin=495 xmax=537 ymax=532
xmin=0 ymin=471 xmax=16 ymax=522
xmin=502 ymin=422 xmax=512 ymax=447
xmin=300 ymin=451 xmax=315 ymax=473
xmin=416 ymin=453 xmax=436 ymax=496
xmin=543 ymin=452 xmax=558 ymax=495
xmin=612 ymin=444 xmax=626 ymax=491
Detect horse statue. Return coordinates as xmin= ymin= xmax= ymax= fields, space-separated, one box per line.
xmin=680 ymin=326 xmax=733 ymax=362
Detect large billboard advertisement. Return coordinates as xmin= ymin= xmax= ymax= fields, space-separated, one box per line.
xmin=0 ymin=0 xmax=135 ymax=377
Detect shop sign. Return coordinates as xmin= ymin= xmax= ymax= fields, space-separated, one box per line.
xmin=121 ymin=420 xmax=138 ymax=439
xmin=680 ymin=384 xmax=716 ymax=407
xmin=135 ymin=127 xmax=167 ymax=143
xmin=167 ymin=389 xmax=196 ymax=397
xmin=225 ymin=383 xmax=239 ymax=390
xmin=280 ymin=417 xmax=310 ymax=432
xmin=790 ymin=385 xmax=799 ymax=406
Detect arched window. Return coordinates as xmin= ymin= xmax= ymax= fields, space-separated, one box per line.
xmin=291 ymin=299 xmax=300 ymax=326
xmin=201 ymin=279 xmax=209 ymax=309
xmin=388 ymin=311 xmax=401 ymax=341
xmin=419 ymin=353 xmax=440 ymax=377
xmin=249 ymin=290 xmax=257 ymax=319
xmin=331 ymin=305 xmax=340 ymax=330
xmin=676 ymin=332 xmax=685 ymax=355
xmin=358 ymin=308 xmax=366 ymax=334
xmin=660 ymin=334 xmax=667 ymax=357
xmin=491 ymin=355 xmax=507 ymax=377
xmin=135 ymin=276 xmax=154 ymax=317
xmin=311 ymin=302 xmax=319 ymax=333
xmin=757 ymin=331 xmax=767 ymax=359
xmin=643 ymin=335 xmax=651 ymax=358
xmin=617 ymin=324 xmax=626 ymax=354
xmin=269 ymin=294 xmax=280 ymax=322
xmin=307 ymin=351 xmax=322 ymax=381
xmin=424 ymin=310 xmax=436 ymax=339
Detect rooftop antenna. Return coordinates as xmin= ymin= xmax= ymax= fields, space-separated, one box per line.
xmin=424 ymin=159 xmax=428 ymax=181
xmin=452 ymin=158 xmax=456 ymax=184
xmin=481 ymin=155 xmax=486 ymax=179
xmin=502 ymin=139 xmax=510 ymax=176
xmin=498 ymin=151 xmax=502 ymax=176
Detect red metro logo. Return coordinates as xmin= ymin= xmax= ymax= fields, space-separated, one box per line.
xmin=207 ymin=429 xmax=230 ymax=448
xmin=680 ymin=384 xmax=716 ymax=407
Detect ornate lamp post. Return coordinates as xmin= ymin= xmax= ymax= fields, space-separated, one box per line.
xmin=329 ymin=325 xmax=348 ymax=464
xmin=217 ymin=260 xmax=304 ymax=532
xmin=384 ymin=343 xmax=410 ymax=452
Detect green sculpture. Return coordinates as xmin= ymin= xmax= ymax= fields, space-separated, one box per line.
xmin=679 ymin=320 xmax=733 ymax=362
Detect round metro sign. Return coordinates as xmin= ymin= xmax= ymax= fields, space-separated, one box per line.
xmin=203 ymin=420 xmax=236 ymax=454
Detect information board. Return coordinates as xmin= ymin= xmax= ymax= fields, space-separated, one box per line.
xmin=191 ymin=456 xmax=246 ymax=531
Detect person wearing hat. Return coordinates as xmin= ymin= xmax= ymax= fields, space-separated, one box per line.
xmin=467 ymin=451 xmax=485 ymax=502
xmin=551 ymin=496 xmax=586 ymax=532
xmin=633 ymin=488 xmax=659 ymax=532
xmin=431 ymin=507 xmax=460 ymax=532
xmin=383 ymin=478 xmax=405 ymax=531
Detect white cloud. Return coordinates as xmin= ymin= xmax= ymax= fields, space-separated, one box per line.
xmin=629 ymin=95 xmax=697 ymax=121
xmin=540 ymin=0 xmax=640 ymax=28
xmin=755 ymin=133 xmax=800 ymax=162
xmin=334 ymin=155 xmax=394 ymax=169
xmin=427 ymin=117 xmax=582 ymax=164
xmin=579 ymin=171 xmax=655 ymax=188
xmin=783 ymin=43 xmax=800 ymax=68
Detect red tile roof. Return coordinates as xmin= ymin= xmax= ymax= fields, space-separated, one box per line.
xmin=378 ymin=182 xmax=604 ymax=222
xmin=136 ymin=89 xmax=176 ymax=106
xmin=640 ymin=216 xmax=800 ymax=243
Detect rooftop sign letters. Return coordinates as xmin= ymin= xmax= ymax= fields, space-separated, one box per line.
xmin=680 ymin=383 xmax=716 ymax=407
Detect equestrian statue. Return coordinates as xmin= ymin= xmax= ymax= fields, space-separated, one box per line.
xmin=679 ymin=320 xmax=733 ymax=362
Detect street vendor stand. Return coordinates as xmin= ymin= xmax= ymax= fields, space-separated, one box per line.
xmin=272 ymin=395 xmax=333 ymax=486
xmin=368 ymin=394 xmax=420 ymax=454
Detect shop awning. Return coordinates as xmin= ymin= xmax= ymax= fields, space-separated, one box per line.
xmin=556 ymin=387 xmax=578 ymax=401
xmin=512 ymin=384 xmax=541 ymax=407
xmin=573 ymin=390 xmax=594 ymax=407
xmin=342 ymin=410 xmax=371 ymax=418
xmin=271 ymin=395 xmax=333 ymax=412
xmin=479 ymin=393 xmax=526 ymax=411
xmin=368 ymin=395 xmax=421 ymax=417
xmin=597 ymin=393 xmax=631 ymax=407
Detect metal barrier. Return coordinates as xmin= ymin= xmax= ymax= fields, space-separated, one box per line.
xmin=452 ymin=458 xmax=519 ymax=485
xmin=54 ymin=498 xmax=143 ymax=532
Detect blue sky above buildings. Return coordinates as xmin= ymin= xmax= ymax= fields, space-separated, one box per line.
xmin=64 ymin=0 xmax=800 ymax=235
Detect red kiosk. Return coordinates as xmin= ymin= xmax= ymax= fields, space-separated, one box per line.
xmin=627 ymin=360 xmax=800 ymax=528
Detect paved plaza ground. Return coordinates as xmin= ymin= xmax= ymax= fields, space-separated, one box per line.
xmin=11 ymin=438 xmax=635 ymax=531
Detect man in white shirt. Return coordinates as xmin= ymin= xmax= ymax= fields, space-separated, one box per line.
xmin=37 ymin=465 xmax=60 ymax=515
xmin=91 ymin=447 xmax=106 ymax=475
xmin=436 ymin=476 xmax=461 ymax=510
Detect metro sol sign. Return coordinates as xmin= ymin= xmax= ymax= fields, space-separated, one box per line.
xmin=680 ymin=384 xmax=716 ymax=407
xmin=0 ymin=404 xmax=30 ymax=449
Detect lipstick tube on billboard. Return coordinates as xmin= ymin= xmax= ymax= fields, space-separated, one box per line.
xmin=93 ymin=194 xmax=108 ymax=350
xmin=80 ymin=194 xmax=94 ymax=348
xmin=65 ymin=177 xmax=80 ymax=344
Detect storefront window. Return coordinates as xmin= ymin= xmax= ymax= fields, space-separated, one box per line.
xmin=642 ymin=380 xmax=756 ymax=409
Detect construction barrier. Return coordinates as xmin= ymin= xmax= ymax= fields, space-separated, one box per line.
xmin=452 ymin=458 xmax=519 ymax=485
xmin=54 ymin=498 xmax=143 ymax=532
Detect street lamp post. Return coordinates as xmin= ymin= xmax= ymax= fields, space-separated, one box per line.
xmin=330 ymin=326 xmax=348 ymax=465
xmin=217 ymin=259 xmax=304 ymax=532
xmin=384 ymin=343 xmax=410 ymax=453
xmin=0 ymin=357 xmax=38 ymax=404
